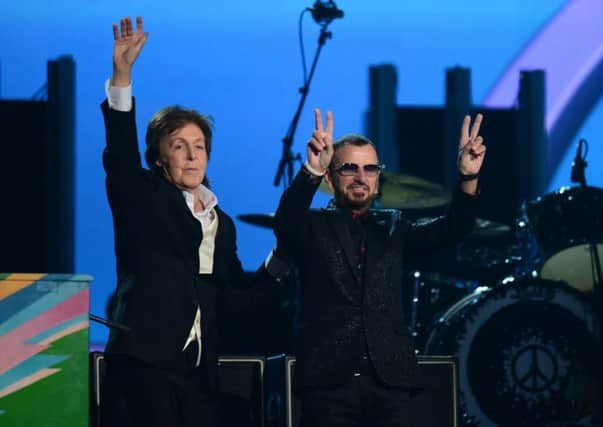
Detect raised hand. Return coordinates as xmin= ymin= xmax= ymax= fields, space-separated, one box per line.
xmin=306 ymin=108 xmax=334 ymax=174
xmin=112 ymin=16 xmax=149 ymax=87
xmin=458 ymin=113 xmax=486 ymax=176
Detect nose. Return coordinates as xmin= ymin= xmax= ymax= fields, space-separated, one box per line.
xmin=186 ymin=145 xmax=196 ymax=160
xmin=354 ymin=167 xmax=368 ymax=183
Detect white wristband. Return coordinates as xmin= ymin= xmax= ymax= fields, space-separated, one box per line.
xmin=303 ymin=161 xmax=327 ymax=177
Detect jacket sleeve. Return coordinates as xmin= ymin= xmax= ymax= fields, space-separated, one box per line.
xmin=101 ymin=98 xmax=147 ymax=202
xmin=273 ymin=169 xmax=321 ymax=261
xmin=402 ymin=189 xmax=478 ymax=253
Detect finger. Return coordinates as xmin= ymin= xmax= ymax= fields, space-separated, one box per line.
xmin=125 ymin=17 xmax=133 ymax=37
xmin=311 ymin=130 xmax=324 ymax=139
xmin=135 ymin=32 xmax=150 ymax=50
xmin=325 ymin=110 xmax=334 ymax=136
xmin=470 ymin=113 xmax=483 ymax=140
xmin=314 ymin=108 xmax=324 ymax=132
xmin=459 ymin=138 xmax=473 ymax=153
xmin=471 ymin=136 xmax=483 ymax=149
xmin=307 ymin=139 xmax=322 ymax=155
xmin=459 ymin=115 xmax=470 ymax=147
xmin=136 ymin=16 xmax=143 ymax=34
xmin=467 ymin=145 xmax=486 ymax=159
xmin=112 ymin=23 xmax=119 ymax=41
xmin=120 ymin=18 xmax=127 ymax=39
xmin=474 ymin=145 xmax=487 ymax=156
xmin=310 ymin=134 xmax=326 ymax=149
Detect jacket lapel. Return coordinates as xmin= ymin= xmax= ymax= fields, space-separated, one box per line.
xmin=156 ymin=177 xmax=203 ymax=273
xmin=364 ymin=211 xmax=389 ymax=284
xmin=325 ymin=210 xmax=361 ymax=283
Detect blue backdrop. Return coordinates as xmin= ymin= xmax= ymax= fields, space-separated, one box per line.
xmin=1 ymin=0 xmax=601 ymax=345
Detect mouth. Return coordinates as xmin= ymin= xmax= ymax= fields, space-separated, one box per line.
xmin=348 ymin=185 xmax=369 ymax=196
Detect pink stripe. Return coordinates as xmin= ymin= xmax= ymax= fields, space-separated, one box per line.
xmin=0 ymin=342 xmax=49 ymax=376
xmin=37 ymin=321 xmax=88 ymax=346
xmin=0 ymin=289 xmax=89 ymax=374
xmin=0 ymin=368 xmax=60 ymax=399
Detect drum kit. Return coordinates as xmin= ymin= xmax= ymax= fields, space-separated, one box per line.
xmin=239 ymin=171 xmax=603 ymax=427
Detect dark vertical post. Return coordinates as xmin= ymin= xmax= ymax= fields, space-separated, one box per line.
xmin=368 ymin=64 xmax=399 ymax=172
xmin=444 ymin=67 xmax=472 ymax=190
xmin=517 ymin=70 xmax=547 ymax=203
xmin=47 ymin=55 xmax=75 ymax=273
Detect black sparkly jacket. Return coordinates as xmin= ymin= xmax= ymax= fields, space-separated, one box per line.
xmin=274 ymin=169 xmax=478 ymax=390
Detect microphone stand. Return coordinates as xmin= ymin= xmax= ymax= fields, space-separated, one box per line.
xmin=571 ymin=139 xmax=602 ymax=293
xmin=89 ymin=314 xmax=131 ymax=332
xmin=273 ymin=25 xmax=333 ymax=188
xmin=575 ymin=145 xmax=603 ymax=423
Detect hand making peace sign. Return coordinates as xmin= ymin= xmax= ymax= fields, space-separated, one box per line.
xmin=458 ymin=113 xmax=486 ymax=176
xmin=306 ymin=108 xmax=335 ymax=174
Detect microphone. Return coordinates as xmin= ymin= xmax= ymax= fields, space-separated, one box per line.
xmin=570 ymin=139 xmax=587 ymax=186
xmin=308 ymin=0 xmax=344 ymax=25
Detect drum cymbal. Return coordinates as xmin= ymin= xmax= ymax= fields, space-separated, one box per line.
xmin=378 ymin=172 xmax=451 ymax=209
xmin=416 ymin=216 xmax=511 ymax=238
xmin=237 ymin=213 xmax=274 ymax=229
xmin=472 ymin=218 xmax=511 ymax=238
xmin=319 ymin=171 xmax=451 ymax=209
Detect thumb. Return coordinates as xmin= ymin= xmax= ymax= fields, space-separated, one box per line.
xmin=135 ymin=32 xmax=150 ymax=49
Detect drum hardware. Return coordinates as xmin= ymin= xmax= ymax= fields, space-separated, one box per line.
xmin=570 ymin=138 xmax=603 ymax=425
xmin=571 ymin=138 xmax=603 ymax=294
xmin=568 ymin=138 xmax=602 ymax=292
xmin=409 ymin=271 xmax=421 ymax=353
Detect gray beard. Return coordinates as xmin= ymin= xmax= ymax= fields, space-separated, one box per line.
xmin=334 ymin=192 xmax=376 ymax=211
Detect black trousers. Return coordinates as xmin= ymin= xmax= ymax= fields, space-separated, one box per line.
xmin=101 ymin=355 xmax=216 ymax=427
xmin=300 ymin=373 xmax=415 ymax=427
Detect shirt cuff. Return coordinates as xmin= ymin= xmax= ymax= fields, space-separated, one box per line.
xmin=105 ymin=78 xmax=133 ymax=112
xmin=264 ymin=249 xmax=290 ymax=282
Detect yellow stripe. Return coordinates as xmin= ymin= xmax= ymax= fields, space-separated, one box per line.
xmin=0 ymin=273 xmax=46 ymax=300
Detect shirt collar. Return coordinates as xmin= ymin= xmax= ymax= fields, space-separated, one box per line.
xmin=182 ymin=184 xmax=218 ymax=216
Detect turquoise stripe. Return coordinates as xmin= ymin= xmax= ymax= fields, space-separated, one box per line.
xmin=0 ymin=284 xmax=45 ymax=324
xmin=0 ymin=281 xmax=88 ymax=336
xmin=0 ymin=274 xmax=92 ymax=283
xmin=0 ymin=355 xmax=69 ymax=390
xmin=25 ymin=314 xmax=88 ymax=344
xmin=38 ymin=274 xmax=93 ymax=283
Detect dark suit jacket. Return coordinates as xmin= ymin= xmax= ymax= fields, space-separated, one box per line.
xmin=101 ymin=99 xmax=248 ymax=392
xmin=274 ymin=170 xmax=478 ymax=390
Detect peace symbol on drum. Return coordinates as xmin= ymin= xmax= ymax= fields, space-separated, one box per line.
xmin=511 ymin=344 xmax=558 ymax=393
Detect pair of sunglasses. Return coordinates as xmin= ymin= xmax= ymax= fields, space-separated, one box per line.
xmin=332 ymin=163 xmax=385 ymax=177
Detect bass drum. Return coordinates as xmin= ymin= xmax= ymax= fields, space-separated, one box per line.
xmin=424 ymin=277 xmax=599 ymax=427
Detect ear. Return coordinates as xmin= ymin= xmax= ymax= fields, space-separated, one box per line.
xmin=155 ymin=159 xmax=163 ymax=168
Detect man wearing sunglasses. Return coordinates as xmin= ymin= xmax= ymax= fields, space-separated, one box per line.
xmin=273 ymin=108 xmax=484 ymax=427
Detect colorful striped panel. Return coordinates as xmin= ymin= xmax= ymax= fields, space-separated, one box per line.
xmin=0 ymin=274 xmax=92 ymax=426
